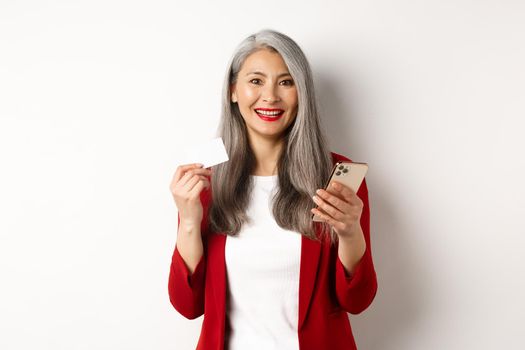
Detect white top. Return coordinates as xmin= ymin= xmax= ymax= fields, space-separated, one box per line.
xmin=225 ymin=175 xmax=301 ymax=350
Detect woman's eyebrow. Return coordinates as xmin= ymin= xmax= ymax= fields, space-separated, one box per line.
xmin=245 ymin=71 xmax=292 ymax=78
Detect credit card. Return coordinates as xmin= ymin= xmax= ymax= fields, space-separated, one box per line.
xmin=179 ymin=136 xmax=230 ymax=169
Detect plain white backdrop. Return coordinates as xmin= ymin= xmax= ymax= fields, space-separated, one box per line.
xmin=1 ymin=1 xmax=524 ymax=349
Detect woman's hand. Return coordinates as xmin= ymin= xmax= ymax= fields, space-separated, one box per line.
xmin=310 ymin=181 xmax=364 ymax=240
xmin=170 ymin=163 xmax=212 ymax=229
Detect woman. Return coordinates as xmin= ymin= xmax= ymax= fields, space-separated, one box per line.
xmin=169 ymin=29 xmax=378 ymax=350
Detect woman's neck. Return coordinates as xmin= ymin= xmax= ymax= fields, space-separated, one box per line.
xmin=249 ymin=135 xmax=284 ymax=176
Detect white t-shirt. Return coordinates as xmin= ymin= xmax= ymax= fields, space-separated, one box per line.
xmin=225 ymin=174 xmax=302 ymax=350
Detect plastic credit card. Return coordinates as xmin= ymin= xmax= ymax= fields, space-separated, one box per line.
xmin=179 ymin=136 xmax=229 ymax=169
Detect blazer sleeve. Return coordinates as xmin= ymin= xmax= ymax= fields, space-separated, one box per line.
xmin=168 ymin=188 xmax=210 ymax=320
xmin=334 ymin=177 xmax=378 ymax=314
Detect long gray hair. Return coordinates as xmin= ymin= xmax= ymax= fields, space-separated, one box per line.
xmin=209 ymin=28 xmax=336 ymax=243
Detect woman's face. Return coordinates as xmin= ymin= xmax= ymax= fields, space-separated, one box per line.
xmin=230 ymin=49 xmax=298 ymax=142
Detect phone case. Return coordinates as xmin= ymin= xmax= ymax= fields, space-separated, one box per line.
xmin=312 ymin=161 xmax=368 ymax=222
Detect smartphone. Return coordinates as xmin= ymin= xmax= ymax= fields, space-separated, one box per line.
xmin=312 ymin=161 xmax=368 ymax=222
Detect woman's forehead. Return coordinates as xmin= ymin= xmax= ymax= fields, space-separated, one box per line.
xmin=240 ymin=50 xmax=289 ymax=74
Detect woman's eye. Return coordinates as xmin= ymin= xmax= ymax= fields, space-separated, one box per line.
xmin=249 ymin=78 xmax=294 ymax=86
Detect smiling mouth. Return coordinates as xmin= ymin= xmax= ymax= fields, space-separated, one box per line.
xmin=254 ymin=108 xmax=285 ymax=119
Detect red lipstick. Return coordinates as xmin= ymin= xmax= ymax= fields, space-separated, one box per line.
xmin=254 ymin=108 xmax=284 ymax=122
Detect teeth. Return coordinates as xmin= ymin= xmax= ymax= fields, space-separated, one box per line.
xmin=255 ymin=110 xmax=283 ymax=116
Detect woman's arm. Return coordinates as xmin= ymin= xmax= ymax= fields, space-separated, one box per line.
xmin=168 ymin=213 xmax=207 ymax=319
xmin=334 ymin=178 xmax=378 ymax=314
xmin=176 ymin=219 xmax=204 ymax=274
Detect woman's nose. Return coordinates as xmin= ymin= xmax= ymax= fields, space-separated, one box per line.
xmin=262 ymin=85 xmax=281 ymax=103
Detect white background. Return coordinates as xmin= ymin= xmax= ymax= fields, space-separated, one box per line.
xmin=1 ymin=1 xmax=524 ymax=349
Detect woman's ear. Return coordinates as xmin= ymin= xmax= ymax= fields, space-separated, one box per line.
xmin=230 ymin=84 xmax=237 ymax=103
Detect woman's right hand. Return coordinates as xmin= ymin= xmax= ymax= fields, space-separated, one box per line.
xmin=170 ymin=163 xmax=212 ymax=229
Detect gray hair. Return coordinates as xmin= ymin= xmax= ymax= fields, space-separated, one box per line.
xmin=209 ymin=28 xmax=336 ymax=243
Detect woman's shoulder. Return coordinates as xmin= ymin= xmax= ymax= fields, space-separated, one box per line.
xmin=202 ymin=152 xmax=353 ymax=199
xmin=330 ymin=151 xmax=353 ymax=164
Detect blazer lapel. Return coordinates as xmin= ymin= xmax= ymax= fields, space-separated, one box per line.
xmin=298 ymin=234 xmax=322 ymax=330
xmin=297 ymin=152 xmax=337 ymax=328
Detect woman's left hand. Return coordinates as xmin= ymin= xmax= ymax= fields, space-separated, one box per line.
xmin=311 ymin=181 xmax=364 ymax=240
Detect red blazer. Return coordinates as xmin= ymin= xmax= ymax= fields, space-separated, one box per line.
xmin=168 ymin=152 xmax=378 ymax=350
